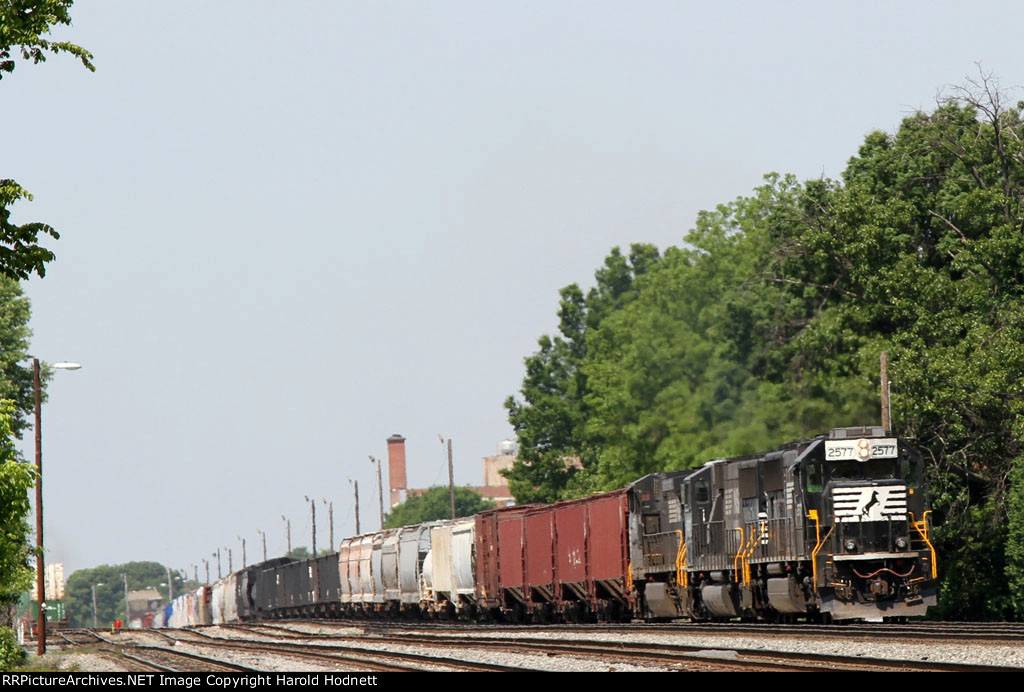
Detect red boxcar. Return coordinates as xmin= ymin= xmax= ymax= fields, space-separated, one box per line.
xmin=475 ymin=489 xmax=632 ymax=622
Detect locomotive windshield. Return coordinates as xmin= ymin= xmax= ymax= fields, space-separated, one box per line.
xmin=827 ymin=459 xmax=899 ymax=481
xmin=803 ymin=459 xmax=902 ymax=491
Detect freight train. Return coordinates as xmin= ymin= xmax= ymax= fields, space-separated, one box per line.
xmin=157 ymin=426 xmax=936 ymax=627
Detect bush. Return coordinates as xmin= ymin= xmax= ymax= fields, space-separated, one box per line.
xmin=0 ymin=626 xmax=26 ymax=671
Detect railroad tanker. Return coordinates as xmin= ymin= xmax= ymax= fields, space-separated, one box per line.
xmin=157 ymin=426 xmax=936 ymax=626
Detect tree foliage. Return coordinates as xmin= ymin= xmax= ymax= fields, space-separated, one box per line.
xmin=0 ymin=181 xmax=60 ymax=281
xmin=285 ymin=546 xmax=332 ymax=560
xmin=503 ymin=244 xmax=661 ymax=502
xmin=0 ymin=400 xmax=34 ymax=610
xmin=508 ymin=70 xmax=1024 ymax=619
xmin=1 ymin=1 xmax=92 ymax=281
xmin=383 ymin=486 xmax=495 ymax=529
xmin=0 ymin=277 xmax=48 ymax=438
xmin=65 ymin=562 xmax=191 ymax=628
xmin=0 ymin=0 xmax=94 ymax=79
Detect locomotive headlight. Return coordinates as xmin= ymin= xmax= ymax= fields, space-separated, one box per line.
xmin=895 ymin=537 xmax=908 ymax=551
xmin=857 ymin=439 xmax=870 ymax=460
xmin=844 ymin=539 xmax=858 ymax=553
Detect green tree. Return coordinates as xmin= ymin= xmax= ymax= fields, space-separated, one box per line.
xmin=0 ymin=0 xmax=94 ymax=78
xmin=504 ymin=244 xmax=660 ymax=502
xmin=1 ymin=1 xmax=93 ymax=281
xmin=383 ymin=486 xmax=495 ymax=529
xmin=0 ymin=277 xmax=48 ymax=437
xmin=0 ymin=400 xmax=34 ymax=610
xmin=285 ymin=546 xmax=332 ymax=560
xmin=65 ymin=562 xmax=186 ymax=628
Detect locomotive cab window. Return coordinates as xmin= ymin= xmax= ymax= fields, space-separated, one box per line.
xmin=901 ymin=455 xmax=921 ymax=488
xmin=804 ymin=462 xmax=823 ymax=492
xmin=693 ymin=478 xmax=710 ymax=504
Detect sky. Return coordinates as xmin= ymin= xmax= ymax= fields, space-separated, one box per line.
xmin=4 ymin=1 xmax=1022 ymax=581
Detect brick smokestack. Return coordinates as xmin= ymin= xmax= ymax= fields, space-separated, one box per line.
xmin=386 ymin=434 xmax=407 ymax=508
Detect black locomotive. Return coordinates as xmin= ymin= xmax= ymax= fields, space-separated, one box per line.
xmin=632 ymin=425 xmax=936 ymax=621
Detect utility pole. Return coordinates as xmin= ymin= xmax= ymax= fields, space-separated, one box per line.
xmin=257 ymin=529 xmax=267 ymax=562
xmin=439 ymin=435 xmax=455 ymax=520
xmin=880 ymin=351 xmax=891 ymax=431
xmin=91 ymin=583 xmax=104 ymax=629
xmin=447 ymin=438 xmax=455 ymax=520
xmin=370 ymin=457 xmax=384 ymax=529
xmin=33 ymin=359 xmax=44 ymax=654
xmin=305 ymin=496 xmax=317 ymax=557
xmin=349 ymin=479 xmax=360 ymax=534
xmin=122 ymin=573 xmax=129 ymax=626
xmin=323 ymin=499 xmax=334 ymax=552
xmin=166 ymin=566 xmax=174 ymax=601
xmin=282 ymin=516 xmax=291 ymax=556
xmin=203 ymin=559 xmax=209 ymax=585
xmin=29 ymin=358 xmax=79 ymax=652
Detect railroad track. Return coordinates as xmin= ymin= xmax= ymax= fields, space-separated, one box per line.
xmin=51 ymin=628 xmax=260 ymax=673
xmin=204 ymin=622 xmax=1019 ymax=673
xmin=38 ymin=621 xmax=1024 ymax=672
xmin=258 ymin=617 xmax=1024 ymax=644
xmin=141 ymin=627 xmax=542 ymax=672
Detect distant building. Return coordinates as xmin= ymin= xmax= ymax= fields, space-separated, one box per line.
xmin=127 ymin=589 xmax=163 ymax=628
xmin=386 ymin=434 xmax=516 ymax=509
xmin=32 ymin=562 xmax=65 ymax=602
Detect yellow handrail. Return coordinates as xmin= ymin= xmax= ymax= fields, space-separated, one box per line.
xmin=675 ymin=530 xmax=688 ymax=589
xmin=732 ymin=527 xmax=745 ymax=582
xmin=807 ymin=509 xmax=834 ymax=592
xmin=910 ymin=510 xmax=938 ymax=579
xmin=741 ymin=524 xmax=762 ymax=585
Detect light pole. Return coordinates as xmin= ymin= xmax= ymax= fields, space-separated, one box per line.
xmin=304 ymin=495 xmax=316 ymax=557
xmin=91 ymin=582 xmax=105 ymax=629
xmin=370 ymin=456 xmax=384 ymax=529
xmin=256 ymin=529 xmax=267 ymax=562
xmin=439 ymin=435 xmax=455 ymax=520
xmin=281 ymin=515 xmax=291 ymax=556
xmin=32 ymin=359 xmax=81 ymax=654
xmin=122 ymin=573 xmax=129 ymax=627
xmin=322 ymin=498 xmax=333 ymax=552
xmin=348 ymin=478 xmax=360 ymax=535
xmin=237 ymin=536 xmax=246 ymax=568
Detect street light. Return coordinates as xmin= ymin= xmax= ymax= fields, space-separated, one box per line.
xmin=439 ymin=435 xmax=455 ymax=520
xmin=347 ymin=478 xmax=360 ymax=535
xmin=304 ymin=495 xmax=316 ymax=557
xmin=91 ymin=583 xmax=105 ymax=629
xmin=322 ymin=498 xmax=334 ymax=552
xmin=256 ymin=529 xmax=267 ymax=562
xmin=370 ymin=456 xmax=384 ymax=530
xmin=32 ymin=358 xmax=81 ymax=654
